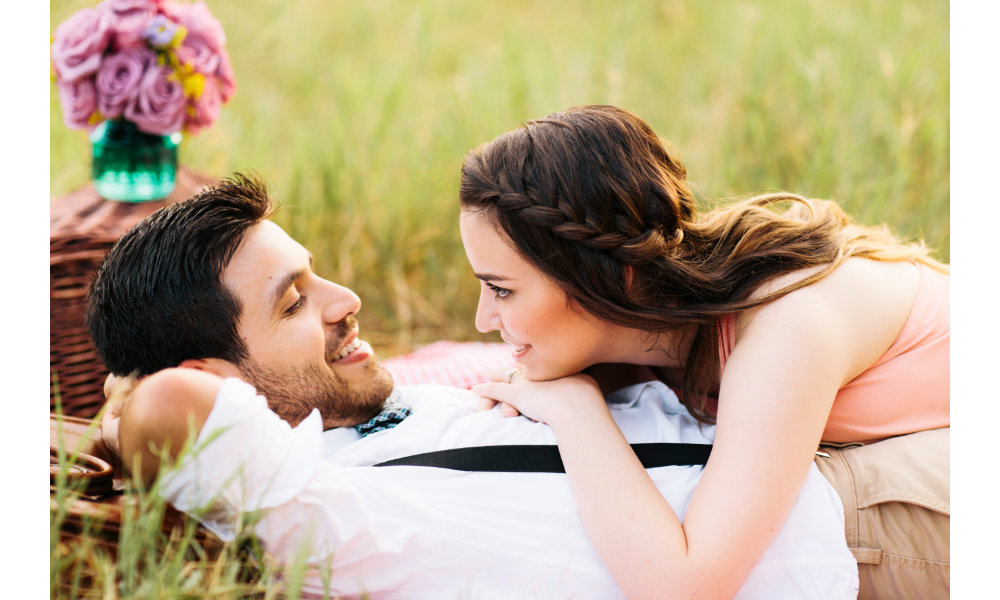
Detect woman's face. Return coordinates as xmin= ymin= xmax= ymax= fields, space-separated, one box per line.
xmin=459 ymin=211 xmax=621 ymax=381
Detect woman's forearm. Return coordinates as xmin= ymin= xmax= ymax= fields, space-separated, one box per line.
xmin=472 ymin=372 xmax=756 ymax=598
xmin=550 ymin=410 xmax=721 ymax=600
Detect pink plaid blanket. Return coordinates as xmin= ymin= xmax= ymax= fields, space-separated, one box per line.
xmin=381 ymin=341 xmax=515 ymax=389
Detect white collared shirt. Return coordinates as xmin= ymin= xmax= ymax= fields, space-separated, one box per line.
xmin=160 ymin=379 xmax=858 ymax=599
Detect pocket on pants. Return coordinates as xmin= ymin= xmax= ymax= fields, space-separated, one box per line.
xmin=815 ymin=428 xmax=950 ymax=600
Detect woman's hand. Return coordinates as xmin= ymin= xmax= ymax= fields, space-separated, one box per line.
xmin=471 ymin=365 xmax=608 ymax=426
xmin=101 ymin=373 xmax=138 ymax=460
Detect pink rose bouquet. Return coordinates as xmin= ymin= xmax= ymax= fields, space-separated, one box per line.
xmin=51 ymin=0 xmax=237 ymax=135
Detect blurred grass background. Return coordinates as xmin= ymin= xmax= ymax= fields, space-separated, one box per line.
xmin=51 ymin=0 xmax=950 ymax=355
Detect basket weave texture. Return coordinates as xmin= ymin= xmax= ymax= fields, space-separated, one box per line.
xmin=51 ymin=167 xmax=217 ymax=418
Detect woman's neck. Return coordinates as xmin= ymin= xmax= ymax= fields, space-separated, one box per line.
xmin=602 ymin=324 xmax=697 ymax=370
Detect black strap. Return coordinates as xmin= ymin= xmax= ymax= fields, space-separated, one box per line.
xmin=373 ymin=443 xmax=712 ymax=473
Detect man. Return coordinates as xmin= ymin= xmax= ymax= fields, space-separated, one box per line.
xmin=86 ymin=174 xmax=858 ymax=599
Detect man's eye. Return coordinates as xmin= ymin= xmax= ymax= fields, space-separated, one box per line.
xmin=486 ymin=283 xmax=511 ymax=300
xmin=286 ymin=296 xmax=305 ymax=314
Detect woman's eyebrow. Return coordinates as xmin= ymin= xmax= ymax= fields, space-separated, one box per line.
xmin=474 ymin=273 xmax=510 ymax=282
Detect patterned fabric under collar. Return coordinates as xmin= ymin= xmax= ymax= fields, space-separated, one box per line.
xmin=355 ymin=390 xmax=413 ymax=437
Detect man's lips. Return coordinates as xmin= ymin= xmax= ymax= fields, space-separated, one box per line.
xmin=329 ymin=329 xmax=375 ymax=366
xmin=341 ymin=331 xmax=358 ymax=351
xmin=330 ymin=331 xmax=364 ymax=363
xmin=332 ymin=339 xmax=372 ymax=365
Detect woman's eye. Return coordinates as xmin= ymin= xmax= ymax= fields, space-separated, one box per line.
xmin=486 ymin=283 xmax=511 ymax=300
xmin=286 ymin=296 xmax=305 ymax=315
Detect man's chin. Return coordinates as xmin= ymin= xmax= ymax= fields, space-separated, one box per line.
xmin=324 ymin=364 xmax=394 ymax=428
xmin=331 ymin=354 xmax=389 ymax=384
xmin=238 ymin=355 xmax=394 ymax=429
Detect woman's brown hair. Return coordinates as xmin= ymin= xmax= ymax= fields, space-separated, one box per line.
xmin=459 ymin=105 xmax=948 ymax=423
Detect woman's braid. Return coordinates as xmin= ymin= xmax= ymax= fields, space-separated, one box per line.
xmin=493 ymin=189 xmax=681 ymax=265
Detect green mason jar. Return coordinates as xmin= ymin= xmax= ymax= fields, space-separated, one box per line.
xmin=89 ymin=119 xmax=182 ymax=202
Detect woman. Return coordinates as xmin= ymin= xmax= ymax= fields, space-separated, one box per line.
xmin=460 ymin=105 xmax=949 ymax=600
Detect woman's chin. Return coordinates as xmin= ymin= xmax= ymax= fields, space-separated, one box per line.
xmin=513 ymin=345 xmax=593 ymax=381
xmin=521 ymin=360 xmax=575 ymax=382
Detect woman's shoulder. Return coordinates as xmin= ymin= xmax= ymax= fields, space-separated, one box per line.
xmin=734 ymin=258 xmax=923 ymax=380
xmin=746 ymin=257 xmax=919 ymax=303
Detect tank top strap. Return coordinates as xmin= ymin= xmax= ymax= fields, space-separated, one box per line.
xmin=717 ymin=313 xmax=737 ymax=373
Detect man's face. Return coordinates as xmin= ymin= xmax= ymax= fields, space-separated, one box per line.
xmin=220 ymin=221 xmax=393 ymax=428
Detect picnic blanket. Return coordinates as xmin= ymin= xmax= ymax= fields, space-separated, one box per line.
xmin=381 ymin=341 xmax=515 ymax=389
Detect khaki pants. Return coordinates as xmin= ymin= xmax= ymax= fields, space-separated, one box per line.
xmin=815 ymin=428 xmax=950 ymax=600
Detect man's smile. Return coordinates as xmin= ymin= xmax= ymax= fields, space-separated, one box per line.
xmin=324 ymin=316 xmax=371 ymax=366
xmin=332 ymin=336 xmax=370 ymax=364
xmin=327 ymin=323 xmax=374 ymax=366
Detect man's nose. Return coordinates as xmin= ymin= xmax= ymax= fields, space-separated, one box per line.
xmin=474 ymin=288 xmax=500 ymax=333
xmin=321 ymin=280 xmax=362 ymax=324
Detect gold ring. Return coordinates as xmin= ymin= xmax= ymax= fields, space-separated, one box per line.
xmin=505 ymin=367 xmax=522 ymax=384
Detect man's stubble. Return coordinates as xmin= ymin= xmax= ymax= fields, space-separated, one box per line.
xmin=237 ymin=325 xmax=394 ymax=429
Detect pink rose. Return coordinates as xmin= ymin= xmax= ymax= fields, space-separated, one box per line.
xmin=95 ymin=47 xmax=155 ymax=120
xmin=161 ymin=1 xmax=226 ymax=49
xmin=125 ymin=63 xmax=188 ymax=135
xmin=174 ymin=29 xmax=220 ymax=75
xmin=216 ymin=48 xmax=237 ymax=103
xmin=103 ymin=0 xmax=158 ymax=50
xmin=51 ymin=8 xmax=112 ymax=82
xmin=58 ymin=77 xmax=99 ymax=130
xmin=184 ymin=77 xmax=221 ymax=135
xmin=106 ymin=0 xmax=158 ymax=9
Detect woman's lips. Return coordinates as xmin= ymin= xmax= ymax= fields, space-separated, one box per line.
xmin=511 ymin=343 xmax=531 ymax=359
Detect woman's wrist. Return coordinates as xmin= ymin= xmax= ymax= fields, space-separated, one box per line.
xmin=546 ymin=392 xmax=617 ymax=438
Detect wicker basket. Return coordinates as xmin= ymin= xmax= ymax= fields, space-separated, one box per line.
xmin=50 ymin=167 xmax=217 ymax=418
xmin=50 ymin=413 xmax=226 ymax=580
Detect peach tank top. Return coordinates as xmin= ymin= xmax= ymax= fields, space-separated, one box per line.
xmin=717 ymin=262 xmax=950 ymax=443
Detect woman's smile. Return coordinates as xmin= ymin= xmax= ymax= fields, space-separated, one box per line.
xmin=506 ymin=339 xmax=531 ymax=359
xmin=460 ymin=211 xmax=625 ymax=380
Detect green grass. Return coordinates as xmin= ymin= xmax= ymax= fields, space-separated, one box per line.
xmin=51 ymin=383 xmax=321 ymax=599
xmin=51 ymin=0 xmax=949 ymax=352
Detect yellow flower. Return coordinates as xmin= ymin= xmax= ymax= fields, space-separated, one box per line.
xmin=181 ymin=71 xmax=205 ymax=99
xmin=169 ymin=25 xmax=188 ymax=49
xmin=87 ymin=111 xmax=104 ymax=126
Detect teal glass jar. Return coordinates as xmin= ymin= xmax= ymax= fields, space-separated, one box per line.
xmin=89 ymin=119 xmax=182 ymax=202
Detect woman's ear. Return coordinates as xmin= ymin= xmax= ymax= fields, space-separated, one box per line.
xmin=624 ymin=265 xmax=634 ymax=291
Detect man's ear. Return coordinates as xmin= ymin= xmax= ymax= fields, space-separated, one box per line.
xmin=177 ymin=358 xmax=243 ymax=379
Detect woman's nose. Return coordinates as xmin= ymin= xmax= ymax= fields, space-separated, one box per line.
xmin=475 ymin=289 xmax=500 ymax=333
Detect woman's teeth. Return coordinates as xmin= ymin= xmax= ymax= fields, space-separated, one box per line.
xmin=333 ymin=338 xmax=363 ymax=362
xmin=513 ymin=344 xmax=527 ymax=353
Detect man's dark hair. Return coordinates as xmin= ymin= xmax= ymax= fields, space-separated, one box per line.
xmin=85 ymin=172 xmax=274 ymax=376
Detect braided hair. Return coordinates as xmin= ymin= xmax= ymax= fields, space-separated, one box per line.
xmin=460 ymin=105 xmax=948 ymax=423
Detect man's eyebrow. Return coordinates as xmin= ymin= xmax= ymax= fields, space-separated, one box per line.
xmin=474 ymin=273 xmax=510 ymax=282
xmin=269 ymin=268 xmax=306 ymax=315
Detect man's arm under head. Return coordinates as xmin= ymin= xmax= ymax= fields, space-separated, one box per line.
xmin=119 ymin=368 xmax=222 ymax=486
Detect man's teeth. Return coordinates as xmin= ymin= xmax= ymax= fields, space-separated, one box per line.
xmin=334 ymin=338 xmax=363 ymax=361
